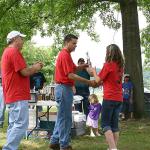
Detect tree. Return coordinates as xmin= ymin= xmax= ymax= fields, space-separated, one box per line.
xmin=119 ymin=0 xmax=144 ymax=118
xmin=0 ymin=0 xmax=149 ymax=118
xmin=0 ymin=0 xmax=47 ymax=55
xmin=22 ymin=41 xmax=58 ymax=83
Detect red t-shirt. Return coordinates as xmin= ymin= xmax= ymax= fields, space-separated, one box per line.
xmin=1 ymin=47 xmax=30 ymax=104
xmin=55 ymin=48 xmax=76 ymax=86
xmin=98 ymin=62 xmax=123 ymax=102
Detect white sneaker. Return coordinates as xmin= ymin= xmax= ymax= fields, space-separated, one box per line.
xmin=90 ymin=132 xmax=95 ymax=137
xmin=96 ymin=132 xmax=101 ymax=136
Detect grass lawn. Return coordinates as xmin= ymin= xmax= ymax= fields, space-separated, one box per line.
xmin=0 ymin=112 xmax=150 ymax=150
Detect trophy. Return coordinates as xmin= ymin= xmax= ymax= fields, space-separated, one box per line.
xmin=86 ymin=52 xmax=92 ymax=67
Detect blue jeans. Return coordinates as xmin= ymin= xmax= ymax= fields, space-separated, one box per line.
xmin=101 ymin=100 xmax=122 ymax=133
xmin=2 ymin=100 xmax=29 ymax=150
xmin=50 ymin=84 xmax=73 ymax=149
xmin=0 ymin=87 xmax=5 ymax=126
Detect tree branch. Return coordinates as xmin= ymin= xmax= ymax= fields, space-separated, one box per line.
xmin=0 ymin=0 xmax=21 ymax=21
xmin=99 ymin=0 xmax=121 ymax=2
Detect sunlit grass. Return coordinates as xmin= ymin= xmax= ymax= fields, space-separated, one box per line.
xmin=1 ymin=94 xmax=150 ymax=150
xmin=1 ymin=113 xmax=150 ymax=150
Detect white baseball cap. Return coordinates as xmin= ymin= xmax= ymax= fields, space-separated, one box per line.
xmin=7 ymin=31 xmax=26 ymax=44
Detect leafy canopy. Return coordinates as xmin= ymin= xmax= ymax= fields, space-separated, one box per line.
xmin=22 ymin=42 xmax=58 ymax=83
xmin=0 ymin=0 xmax=149 ymax=70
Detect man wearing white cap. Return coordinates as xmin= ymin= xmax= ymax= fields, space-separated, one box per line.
xmin=1 ymin=30 xmax=43 ymax=150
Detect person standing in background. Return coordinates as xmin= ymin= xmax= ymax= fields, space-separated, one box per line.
xmin=30 ymin=72 xmax=46 ymax=91
xmin=75 ymin=58 xmax=91 ymax=117
xmin=121 ymin=74 xmax=133 ymax=120
xmin=30 ymin=72 xmax=46 ymax=111
xmin=1 ymin=30 xmax=43 ymax=150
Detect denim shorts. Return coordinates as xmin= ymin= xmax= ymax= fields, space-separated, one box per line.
xmin=101 ymin=100 xmax=122 ymax=133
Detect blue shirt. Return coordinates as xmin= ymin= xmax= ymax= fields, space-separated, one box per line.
xmin=122 ymin=81 xmax=133 ymax=100
xmin=30 ymin=72 xmax=46 ymax=91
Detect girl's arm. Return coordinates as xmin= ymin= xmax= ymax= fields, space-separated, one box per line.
xmin=88 ymin=67 xmax=102 ymax=86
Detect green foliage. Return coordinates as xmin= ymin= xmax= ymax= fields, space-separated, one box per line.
xmin=141 ymin=25 xmax=150 ymax=69
xmin=143 ymin=70 xmax=150 ymax=88
xmin=138 ymin=0 xmax=150 ymax=69
xmin=22 ymin=42 xmax=59 ymax=83
xmin=44 ymin=1 xmax=121 ymax=42
xmin=0 ymin=0 xmax=149 ymax=49
xmin=0 ymin=0 xmax=121 ymax=56
xmin=0 ymin=0 xmax=46 ymax=55
xmin=0 ymin=0 xmax=149 ymax=73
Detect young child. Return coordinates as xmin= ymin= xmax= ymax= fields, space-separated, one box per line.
xmin=86 ymin=94 xmax=102 ymax=137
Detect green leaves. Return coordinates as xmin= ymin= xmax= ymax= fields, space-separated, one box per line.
xmin=138 ymin=0 xmax=150 ymax=69
xmin=22 ymin=41 xmax=58 ymax=83
xmin=141 ymin=25 xmax=150 ymax=69
xmin=0 ymin=0 xmax=149 ymax=71
xmin=0 ymin=0 xmax=122 ymax=55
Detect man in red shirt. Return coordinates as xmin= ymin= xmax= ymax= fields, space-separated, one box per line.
xmin=50 ymin=34 xmax=95 ymax=150
xmin=1 ymin=30 xmax=43 ymax=150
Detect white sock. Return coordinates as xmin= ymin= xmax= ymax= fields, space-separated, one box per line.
xmin=90 ymin=131 xmax=95 ymax=137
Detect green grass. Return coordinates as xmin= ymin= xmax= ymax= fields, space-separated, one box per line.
xmin=1 ymin=113 xmax=150 ymax=150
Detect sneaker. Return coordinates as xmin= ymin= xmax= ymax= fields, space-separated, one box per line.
xmin=95 ymin=132 xmax=101 ymax=136
xmin=49 ymin=143 xmax=60 ymax=150
xmin=90 ymin=134 xmax=96 ymax=137
xmin=60 ymin=145 xmax=73 ymax=150
xmin=121 ymin=115 xmax=125 ymax=119
xmin=90 ymin=132 xmax=96 ymax=137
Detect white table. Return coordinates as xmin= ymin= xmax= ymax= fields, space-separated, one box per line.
xmin=73 ymin=95 xmax=83 ymax=104
xmin=27 ymin=96 xmax=83 ymax=139
xmin=36 ymin=100 xmax=57 ymax=106
xmin=27 ymin=100 xmax=57 ymax=139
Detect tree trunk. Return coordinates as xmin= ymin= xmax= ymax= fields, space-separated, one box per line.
xmin=120 ymin=0 xmax=144 ymax=118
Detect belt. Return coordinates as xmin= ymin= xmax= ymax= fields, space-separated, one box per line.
xmin=56 ymin=83 xmax=72 ymax=87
